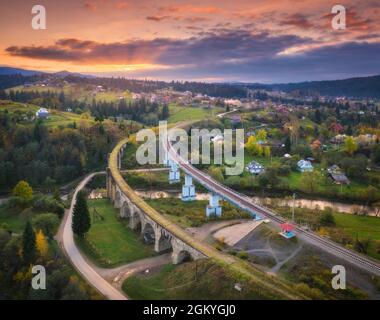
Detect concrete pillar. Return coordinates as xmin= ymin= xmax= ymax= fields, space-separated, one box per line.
xmin=181 ymin=174 xmax=195 ymax=201
xmin=117 ymin=152 xmax=122 ymax=169
xmin=106 ymin=168 xmax=111 ymax=198
xmin=168 ymin=160 xmax=180 ymax=184
xmin=155 ymin=230 xmax=172 ymax=253
xmin=120 ymin=202 xmax=133 ymax=218
xmin=110 ymin=182 xmax=116 ymax=204
xmin=129 ymin=213 xmax=140 ymax=230
xmin=163 ymin=151 xmax=170 ymax=167
xmin=206 ymin=193 xmax=222 ymax=217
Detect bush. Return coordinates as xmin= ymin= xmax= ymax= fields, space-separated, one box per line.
xmin=278 ymin=165 xmax=291 ymax=176
xmin=319 ymin=211 xmax=335 ymax=227
xmin=32 ymin=195 xmax=65 ymax=218
xmin=32 ymin=213 xmax=60 ymax=238
xmin=294 ymin=283 xmax=324 ymax=300
xmin=237 ymin=251 xmax=248 ymax=260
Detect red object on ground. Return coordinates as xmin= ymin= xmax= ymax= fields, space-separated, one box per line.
xmin=281 ymin=223 xmax=294 ymax=232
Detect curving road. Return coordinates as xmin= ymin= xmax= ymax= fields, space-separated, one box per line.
xmin=59 ymin=172 xmax=128 ymax=300
xmin=166 ymin=134 xmax=380 ymax=277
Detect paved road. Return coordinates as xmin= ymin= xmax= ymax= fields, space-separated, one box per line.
xmin=216 ymin=108 xmax=238 ymax=118
xmin=59 ymin=172 xmax=128 ymax=300
xmin=166 ymin=135 xmax=380 ymax=277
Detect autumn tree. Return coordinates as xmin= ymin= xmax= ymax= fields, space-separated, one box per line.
xmin=72 ymin=191 xmax=91 ymax=238
xmin=256 ymin=129 xmax=267 ymax=142
xmin=36 ymin=229 xmax=49 ymax=258
xmin=245 ymin=136 xmax=263 ymax=156
xmin=12 ymin=180 xmax=33 ymax=203
xmin=22 ymin=220 xmax=36 ymax=264
xmin=344 ymin=136 xmax=358 ymax=156
xmin=208 ymin=166 xmax=224 ymax=182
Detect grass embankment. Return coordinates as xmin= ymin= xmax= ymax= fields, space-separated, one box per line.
xmin=146 ymin=197 xmax=251 ymax=228
xmin=280 ymin=250 xmax=369 ymax=300
xmin=122 ymin=170 xmax=181 ymax=190
xmin=123 ymin=259 xmax=284 ymax=300
xmin=75 ymin=198 xmax=155 ymax=267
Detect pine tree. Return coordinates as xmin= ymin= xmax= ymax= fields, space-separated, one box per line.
xmin=36 ymin=229 xmax=49 ymax=258
xmin=72 ymin=191 xmax=91 ymax=237
xmin=161 ymin=104 xmax=169 ymax=120
xmin=285 ymin=136 xmax=291 ymax=153
xmin=22 ymin=220 xmax=36 ymax=264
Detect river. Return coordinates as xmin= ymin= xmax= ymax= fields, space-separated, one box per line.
xmin=135 ymin=190 xmax=380 ymax=217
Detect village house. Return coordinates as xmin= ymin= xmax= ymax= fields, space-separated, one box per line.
xmin=35 ymin=107 xmax=50 ymax=119
xmin=246 ymin=161 xmax=265 ymax=175
xmin=297 ymin=159 xmax=313 ymax=172
xmin=327 ymin=165 xmax=350 ymax=185
xmin=330 ymin=134 xmax=346 ymax=144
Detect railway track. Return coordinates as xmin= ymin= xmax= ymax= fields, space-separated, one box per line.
xmin=167 ymin=139 xmax=380 ymax=277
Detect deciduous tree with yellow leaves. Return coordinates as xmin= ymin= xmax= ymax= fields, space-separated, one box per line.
xmin=36 ymin=229 xmax=49 ymax=258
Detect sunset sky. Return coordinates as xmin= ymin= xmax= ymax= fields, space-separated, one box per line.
xmin=0 ymin=0 xmax=379 ymax=82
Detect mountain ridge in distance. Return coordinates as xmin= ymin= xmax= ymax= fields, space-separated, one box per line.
xmin=1 ymin=66 xmax=379 ymax=98
xmin=0 ymin=66 xmax=93 ymax=78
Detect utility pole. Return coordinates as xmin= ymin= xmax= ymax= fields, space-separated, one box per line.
xmin=292 ymin=193 xmax=296 ymax=223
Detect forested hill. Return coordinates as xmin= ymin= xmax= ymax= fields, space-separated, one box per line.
xmin=260 ymin=75 xmax=380 ymax=99
xmin=1 ymin=66 xmax=380 ymax=99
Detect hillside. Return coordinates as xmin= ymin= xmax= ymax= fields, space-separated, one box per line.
xmin=249 ymin=75 xmax=380 ymax=99
xmin=1 ymin=66 xmax=380 ymax=99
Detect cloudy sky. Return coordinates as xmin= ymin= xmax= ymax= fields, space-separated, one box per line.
xmin=0 ymin=0 xmax=379 ymax=82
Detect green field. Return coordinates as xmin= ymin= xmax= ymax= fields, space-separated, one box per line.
xmin=122 ymin=259 xmax=279 ymax=300
xmin=0 ymin=204 xmax=30 ymax=233
xmin=168 ymin=104 xmax=223 ymax=123
xmin=76 ymin=198 xmax=155 ymax=267
xmin=8 ymin=84 xmax=131 ymax=103
xmin=0 ymin=101 xmax=95 ymax=127
xmin=334 ymin=213 xmax=380 ymax=260
xmin=146 ymin=197 xmax=251 ymax=228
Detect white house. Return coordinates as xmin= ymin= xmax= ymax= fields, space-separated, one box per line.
xmin=35 ymin=108 xmax=50 ymax=119
xmin=246 ymin=161 xmax=265 ymax=175
xmin=297 ymin=159 xmax=313 ymax=172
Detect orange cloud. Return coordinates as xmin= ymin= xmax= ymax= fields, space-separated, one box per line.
xmin=159 ymin=4 xmax=223 ymax=15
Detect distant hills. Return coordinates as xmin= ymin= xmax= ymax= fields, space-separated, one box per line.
xmin=0 ymin=66 xmax=43 ymax=76
xmin=265 ymin=75 xmax=380 ymax=99
xmin=1 ymin=66 xmax=380 ymax=99
xmin=0 ymin=67 xmax=92 ymax=78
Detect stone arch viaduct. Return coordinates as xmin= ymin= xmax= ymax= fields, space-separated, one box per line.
xmin=107 ymin=139 xmax=210 ymax=264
